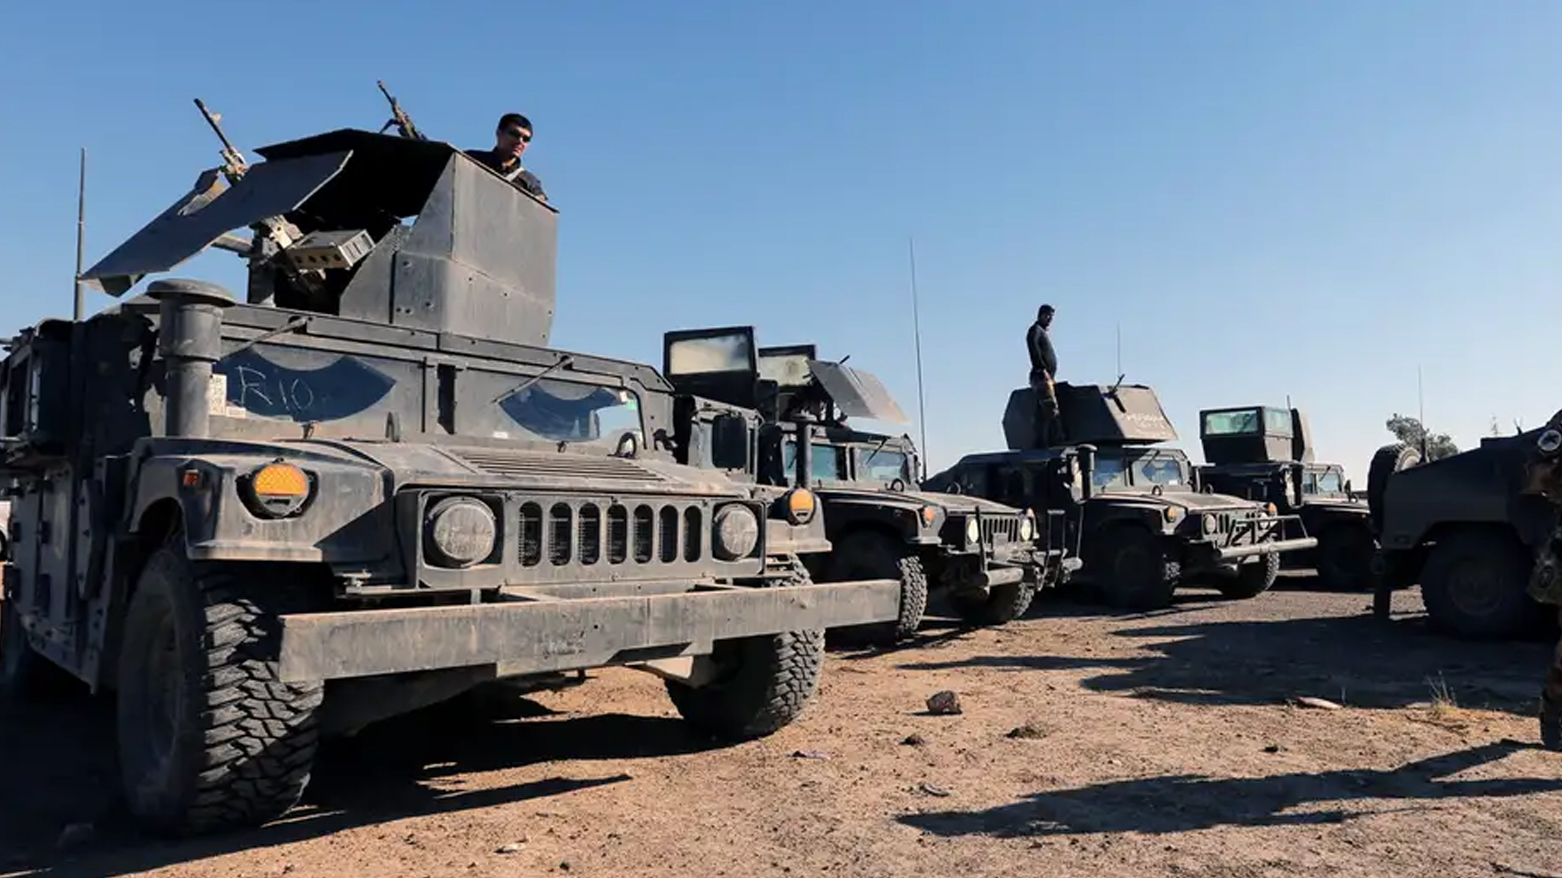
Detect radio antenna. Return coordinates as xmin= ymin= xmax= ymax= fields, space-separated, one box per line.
xmin=908 ymin=237 xmax=929 ymax=479
xmin=73 ymin=146 xmax=86 ymax=320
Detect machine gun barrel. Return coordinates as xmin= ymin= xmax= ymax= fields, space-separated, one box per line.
xmin=376 ymin=80 xmax=426 ymax=141
xmin=193 ymin=98 xmax=247 ymax=181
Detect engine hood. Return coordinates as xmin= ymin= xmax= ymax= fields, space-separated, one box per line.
xmin=301 ymin=439 xmax=749 ymax=498
xmin=1095 ymin=488 xmax=1263 ymax=513
xmin=818 ymin=485 xmax=1024 ymax=517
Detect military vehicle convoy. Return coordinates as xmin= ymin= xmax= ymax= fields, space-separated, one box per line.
xmin=0 ymin=114 xmax=904 ymax=836
xmin=654 ymin=328 xmax=1063 ymax=644
xmin=1193 ymin=405 xmax=1375 ymax=591
xmin=1369 ymin=430 xmax=1557 ymax=640
xmin=922 ymin=380 xmax=1317 ymax=611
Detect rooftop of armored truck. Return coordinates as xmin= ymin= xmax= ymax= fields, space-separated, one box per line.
xmin=1196 ymin=405 xmax=1364 ymax=510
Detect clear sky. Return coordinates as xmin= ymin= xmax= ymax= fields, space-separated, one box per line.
xmin=3 ymin=1 xmax=1560 ymax=481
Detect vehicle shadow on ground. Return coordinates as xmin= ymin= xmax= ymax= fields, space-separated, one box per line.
xmin=896 ymin=601 xmax=1552 ymax=715
xmin=0 ymin=683 xmax=721 ymax=878
xmin=899 ymin=738 xmax=1561 ymax=838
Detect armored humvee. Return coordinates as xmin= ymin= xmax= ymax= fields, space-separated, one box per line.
xmin=0 ymin=116 xmax=903 ymax=836
xmin=654 ymin=327 xmax=1062 ymax=644
xmin=922 ymin=380 xmax=1317 ymax=610
xmin=1193 ymin=405 xmax=1375 ymax=590
xmin=1369 ymin=429 xmax=1557 ymax=640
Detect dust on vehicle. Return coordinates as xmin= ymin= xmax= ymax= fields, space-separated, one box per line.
xmin=654 ymin=328 xmax=1067 ymax=645
xmin=1194 ymin=404 xmax=1375 ymax=591
xmin=923 ymin=379 xmax=1316 ymax=611
xmin=0 ymin=95 xmax=902 ymax=837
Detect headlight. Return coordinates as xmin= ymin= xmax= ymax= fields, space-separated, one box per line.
xmin=1540 ymin=428 xmax=1562 ymax=455
xmin=1202 ymin=513 xmax=1219 ymax=535
xmin=919 ymin=505 xmax=938 ymax=527
xmin=1163 ymin=506 xmax=1181 ymax=522
xmin=424 ymin=497 xmax=497 ymax=568
xmin=785 ymin=488 xmax=816 ymax=525
xmin=1019 ymin=514 xmax=1035 ymax=541
xmin=965 ymin=518 xmax=981 ymax=544
xmin=1265 ymin=502 xmax=1277 ymax=515
xmin=713 ymin=504 xmax=761 ymax=560
xmin=242 ymin=462 xmax=313 ymax=518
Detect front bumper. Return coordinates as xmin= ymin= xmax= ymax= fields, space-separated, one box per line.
xmin=277 ymin=576 xmax=901 ymax=683
xmin=1187 ymin=513 xmax=1317 ymax=564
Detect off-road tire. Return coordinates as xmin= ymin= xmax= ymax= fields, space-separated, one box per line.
xmin=0 ymin=596 xmax=74 ymax=704
xmin=1419 ymin=528 xmax=1538 ymax=641
xmin=116 ymin=546 xmax=325 ymax=836
xmin=1314 ymin=521 xmax=1376 ymax=591
xmin=1089 ymin=524 xmax=1179 ymax=611
xmin=1367 ymin=443 xmax=1422 ymax=535
xmin=948 ymin=570 xmax=1037 ymax=627
xmin=1219 ymin=551 xmax=1280 ymax=599
xmin=828 ymin=531 xmax=928 ymax=646
xmin=665 ymin=564 xmax=825 ymax=740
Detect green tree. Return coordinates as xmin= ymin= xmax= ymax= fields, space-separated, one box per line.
xmin=1386 ymin=413 xmax=1459 ymax=460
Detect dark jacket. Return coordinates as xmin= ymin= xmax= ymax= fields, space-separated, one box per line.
xmin=1026 ymin=322 xmax=1057 ymax=376
xmin=463 ymin=148 xmax=548 ymax=201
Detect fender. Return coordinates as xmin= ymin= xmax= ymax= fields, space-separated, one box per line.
xmin=126 ymin=446 xmax=396 ymax=565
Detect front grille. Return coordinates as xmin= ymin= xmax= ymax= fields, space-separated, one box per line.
xmin=982 ymin=516 xmax=1022 ymax=545
xmin=520 ymin=499 xmax=705 ymax=568
xmin=449 ymin=447 xmax=666 ymax=483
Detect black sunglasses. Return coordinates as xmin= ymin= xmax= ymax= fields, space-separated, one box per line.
xmin=505 ymin=127 xmax=532 ymax=142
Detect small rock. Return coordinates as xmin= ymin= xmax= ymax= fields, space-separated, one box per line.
xmin=1007 ymin=723 xmax=1048 ymax=740
xmin=902 ymin=733 xmax=928 ymax=747
xmin=919 ymin=781 xmax=952 ymax=797
xmin=55 ymin=823 xmax=95 ymax=850
xmin=559 ymin=862 xmax=572 ymax=872
xmin=497 ymin=843 xmax=525 ymax=855
xmin=1291 ymin=696 xmax=1343 ymax=710
xmin=1264 ymin=744 xmax=1282 ymax=754
xmin=926 ymin=691 xmax=962 ymax=715
xmin=792 ymin=749 xmax=830 ymax=760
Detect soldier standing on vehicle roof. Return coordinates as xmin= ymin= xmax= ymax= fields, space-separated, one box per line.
xmin=465 ymin=112 xmax=548 ymax=202
xmin=1026 ymin=304 xmax=1065 ymax=447
xmin=1522 ymin=409 xmax=1562 ymax=751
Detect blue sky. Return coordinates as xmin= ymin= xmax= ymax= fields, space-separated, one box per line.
xmin=3 ymin=1 xmax=1560 ymax=480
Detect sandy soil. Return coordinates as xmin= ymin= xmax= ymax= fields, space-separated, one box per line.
xmin=4 ymin=574 xmax=1562 ymax=878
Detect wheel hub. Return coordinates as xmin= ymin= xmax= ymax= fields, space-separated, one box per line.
xmin=1446 ymin=559 xmax=1507 ymax=618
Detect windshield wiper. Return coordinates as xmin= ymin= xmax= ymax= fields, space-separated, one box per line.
xmin=490 ymin=354 xmax=575 ymax=404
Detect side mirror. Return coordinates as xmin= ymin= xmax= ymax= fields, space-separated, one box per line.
xmin=1344 ymin=479 xmax=1353 ymax=494
xmin=710 ymin=413 xmax=750 ymax=471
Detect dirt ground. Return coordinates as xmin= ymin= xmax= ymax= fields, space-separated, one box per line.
xmin=4 ymin=573 xmax=1562 ymax=878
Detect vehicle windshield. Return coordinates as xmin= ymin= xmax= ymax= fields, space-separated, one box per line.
xmin=1091 ymin=456 xmax=1129 ymax=491
xmin=782 ymin=439 xmax=847 ymax=482
xmin=1310 ymin=468 xmax=1344 ymax=494
xmin=215 ymin=342 xmax=647 ymax=447
xmin=1134 ymin=454 xmax=1187 ymax=487
xmin=857 ymin=444 xmax=911 ymax=483
xmin=481 ymin=374 xmax=644 ymax=445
